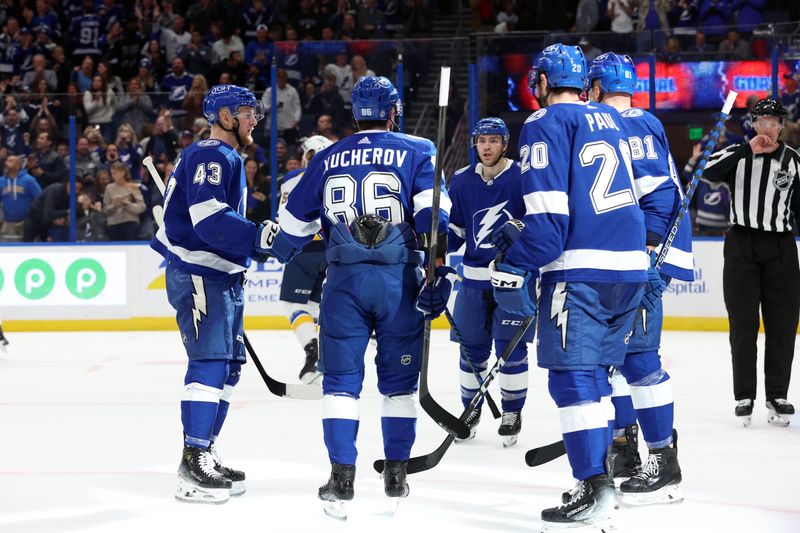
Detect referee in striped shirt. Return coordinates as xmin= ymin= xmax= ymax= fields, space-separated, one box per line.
xmin=703 ymin=98 xmax=800 ymax=425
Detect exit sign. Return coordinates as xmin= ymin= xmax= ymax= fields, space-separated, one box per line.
xmin=688 ymin=126 xmax=704 ymax=141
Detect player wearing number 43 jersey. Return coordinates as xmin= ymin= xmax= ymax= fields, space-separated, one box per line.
xmin=151 ymin=84 xmax=275 ymax=505
xmin=489 ymin=44 xmax=647 ymax=530
xmin=588 ymin=52 xmax=693 ymax=506
xmin=265 ymin=76 xmax=450 ymax=518
xmin=447 ymin=117 xmax=534 ymax=447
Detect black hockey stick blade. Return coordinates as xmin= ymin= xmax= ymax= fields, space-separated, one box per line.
xmin=524 ymin=440 xmax=567 ymax=467
xmin=419 ymin=384 xmax=471 ymax=439
xmin=243 ymin=333 xmax=322 ymax=400
xmin=374 ymin=434 xmax=456 ymax=475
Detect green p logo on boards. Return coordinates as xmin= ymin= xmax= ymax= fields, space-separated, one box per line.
xmin=66 ymin=259 xmax=106 ymax=299
xmin=15 ymin=259 xmax=55 ymax=300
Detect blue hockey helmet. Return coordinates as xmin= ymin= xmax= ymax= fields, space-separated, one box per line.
xmin=471 ymin=117 xmax=510 ymax=146
xmin=203 ymin=84 xmax=264 ymax=126
xmin=529 ymin=43 xmax=587 ymax=92
xmin=588 ymin=52 xmax=636 ymax=95
xmin=351 ymin=76 xmax=403 ymax=122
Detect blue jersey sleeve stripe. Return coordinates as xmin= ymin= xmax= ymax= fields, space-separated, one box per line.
xmin=413 ymin=188 xmax=452 ymax=217
xmin=658 ymin=243 xmax=694 ymax=271
xmin=633 ymin=175 xmax=671 ymax=200
xmin=541 ymin=249 xmax=649 ymax=274
xmin=523 ymin=191 xmax=570 ymax=215
xmin=154 ymin=226 xmax=246 ymax=274
xmin=188 ymin=198 xmax=230 ymax=226
xmin=279 ymin=204 xmax=322 ymax=237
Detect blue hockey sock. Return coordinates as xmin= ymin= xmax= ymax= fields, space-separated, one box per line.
xmin=182 ymin=360 xmax=229 ymax=448
xmin=459 ymin=341 xmax=491 ymax=411
xmin=619 ymin=351 xmax=674 ymax=448
xmin=210 ymin=363 xmax=241 ymax=442
xmin=496 ymin=340 xmax=528 ymax=413
xmin=611 ymin=368 xmax=637 ymax=436
xmin=381 ymin=394 xmax=417 ymax=461
xmin=322 ymin=393 xmax=360 ymax=464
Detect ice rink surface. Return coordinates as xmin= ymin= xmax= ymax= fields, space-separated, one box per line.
xmin=1 ymin=329 xmax=798 ymax=533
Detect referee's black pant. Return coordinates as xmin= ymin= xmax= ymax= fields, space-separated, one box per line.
xmin=723 ymin=225 xmax=799 ymax=402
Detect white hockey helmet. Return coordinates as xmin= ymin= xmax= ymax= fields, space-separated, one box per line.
xmin=301 ymin=135 xmax=334 ymax=165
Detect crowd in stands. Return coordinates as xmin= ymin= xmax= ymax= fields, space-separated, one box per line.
xmin=0 ymin=0 xmax=799 ymax=242
xmin=0 ymin=0 xmax=444 ymax=242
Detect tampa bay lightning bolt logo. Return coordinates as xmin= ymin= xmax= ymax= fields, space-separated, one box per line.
xmin=472 ymin=201 xmax=513 ymax=249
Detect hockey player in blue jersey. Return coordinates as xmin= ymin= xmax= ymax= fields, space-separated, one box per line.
xmin=260 ymin=76 xmax=451 ymax=518
xmin=278 ymin=135 xmax=334 ymax=384
xmin=150 ymin=84 xmax=278 ymax=504
xmin=588 ymin=52 xmax=693 ymax=505
xmin=447 ymin=117 xmax=533 ymax=447
xmin=489 ymin=44 xmax=648 ymax=529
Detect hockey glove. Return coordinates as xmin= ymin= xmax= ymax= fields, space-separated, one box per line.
xmin=640 ymin=251 xmax=666 ymax=313
xmin=490 ymin=260 xmax=536 ymax=316
xmin=489 ymin=219 xmax=525 ymax=254
xmin=415 ymin=266 xmax=458 ymax=318
xmin=254 ymin=221 xmax=298 ymax=264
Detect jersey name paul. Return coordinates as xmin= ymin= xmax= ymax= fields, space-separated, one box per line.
xmin=472 ymin=201 xmax=513 ymax=249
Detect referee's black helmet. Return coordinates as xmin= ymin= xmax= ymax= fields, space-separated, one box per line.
xmin=751 ymin=98 xmax=788 ymax=119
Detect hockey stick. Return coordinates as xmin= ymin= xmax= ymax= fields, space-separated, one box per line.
xmin=243 ymin=333 xmax=322 ymax=400
xmin=416 ymin=66 xmax=476 ymax=439
xmin=374 ymin=314 xmax=534 ymax=475
xmin=142 ymin=156 xmax=322 ymax=401
xmin=521 ymin=90 xmax=739 ymax=468
xmin=444 ymin=308 xmax=501 ymax=419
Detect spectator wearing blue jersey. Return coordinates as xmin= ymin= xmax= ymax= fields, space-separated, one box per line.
xmin=0 ymin=108 xmax=29 ymax=159
xmin=0 ymin=155 xmax=40 ymax=240
xmin=244 ymin=24 xmax=273 ymax=72
xmin=31 ymin=0 xmax=61 ymax=38
xmin=269 ymin=75 xmax=451 ymax=516
xmin=151 ymin=84 xmax=267 ymax=505
xmin=160 ymin=57 xmax=194 ymax=121
xmin=69 ymin=0 xmax=102 ymax=61
xmin=490 ymin=44 xmax=647 ymax=528
xmin=588 ymin=52 xmax=690 ymax=506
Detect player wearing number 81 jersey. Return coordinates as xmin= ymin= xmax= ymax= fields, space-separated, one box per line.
xmin=271 ymin=75 xmax=450 ymax=512
xmin=489 ymin=43 xmax=647 ymax=529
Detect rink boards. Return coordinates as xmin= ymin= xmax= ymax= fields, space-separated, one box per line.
xmin=0 ymin=239 xmax=741 ymax=332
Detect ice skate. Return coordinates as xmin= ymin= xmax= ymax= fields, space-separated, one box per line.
xmin=766 ymin=399 xmax=794 ymax=427
xmin=319 ymin=463 xmax=355 ymax=521
xmin=620 ymin=430 xmax=683 ymax=506
xmin=611 ymin=424 xmax=641 ymax=479
xmin=209 ymin=444 xmax=246 ymax=496
xmin=455 ymin=408 xmax=481 ymax=442
xmin=175 ymin=445 xmax=232 ymax=504
xmin=299 ymin=339 xmax=322 ymax=384
xmin=383 ymin=460 xmax=409 ymax=514
xmin=498 ymin=411 xmax=521 ymax=448
xmin=541 ymin=474 xmax=617 ymax=532
xmin=735 ymin=399 xmax=753 ymax=427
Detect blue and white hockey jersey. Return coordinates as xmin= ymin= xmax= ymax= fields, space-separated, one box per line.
xmin=505 ymin=101 xmax=648 ymax=284
xmin=619 ymin=108 xmax=694 ymax=282
xmin=279 ymin=130 xmax=450 ymax=247
xmin=151 ymin=139 xmax=259 ymax=279
xmin=448 ymin=159 xmax=527 ymax=288
xmin=279 ymin=167 xmax=324 ymax=252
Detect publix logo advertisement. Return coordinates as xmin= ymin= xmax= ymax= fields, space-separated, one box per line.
xmin=0 ymin=252 xmax=126 ymax=306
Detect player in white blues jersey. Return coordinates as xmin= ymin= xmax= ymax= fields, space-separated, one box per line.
xmin=446 ymin=117 xmax=533 ymax=447
xmin=489 ymin=44 xmax=648 ymax=529
xmin=277 ymin=135 xmax=334 ymax=384
xmin=588 ymin=52 xmax=692 ymax=506
xmin=150 ymin=84 xmax=276 ymax=504
xmin=261 ymin=76 xmax=451 ymax=516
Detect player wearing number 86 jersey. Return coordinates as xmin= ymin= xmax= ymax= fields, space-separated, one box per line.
xmin=490 ymin=44 xmax=647 ymax=528
xmin=275 ymin=75 xmax=450 ymax=508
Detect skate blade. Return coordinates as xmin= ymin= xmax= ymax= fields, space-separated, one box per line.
xmin=621 ymin=483 xmax=683 ymax=506
xmin=322 ymin=500 xmax=347 ymax=521
xmin=767 ymin=413 xmax=791 ymax=427
xmin=501 ymin=434 xmax=519 ymax=448
xmin=175 ymin=478 xmax=230 ymax=504
xmin=541 ymin=519 xmax=616 ymax=532
xmin=229 ymin=481 xmax=246 ymax=497
xmin=738 ymin=415 xmax=752 ymax=427
xmin=388 ymin=497 xmax=402 ymax=515
xmin=301 ymin=370 xmax=322 ymax=385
